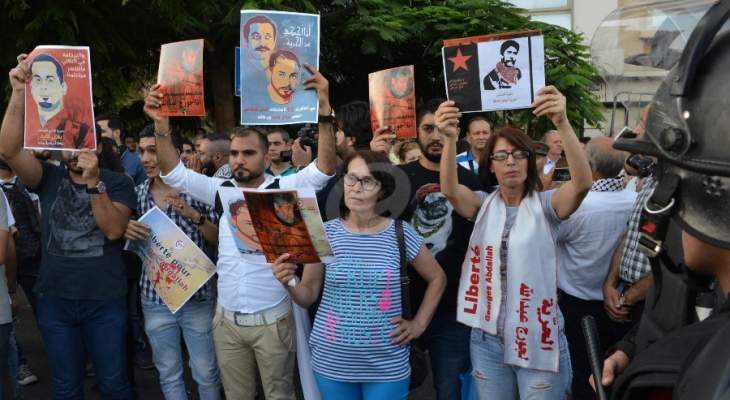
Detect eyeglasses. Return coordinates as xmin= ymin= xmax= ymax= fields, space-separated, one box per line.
xmin=490 ymin=150 xmax=530 ymax=161
xmin=343 ymin=173 xmax=380 ymax=191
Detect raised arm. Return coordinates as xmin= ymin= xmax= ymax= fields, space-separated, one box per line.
xmin=0 ymin=54 xmax=43 ymax=189
xmin=144 ymin=85 xmax=222 ymax=206
xmin=303 ymin=64 xmax=336 ymax=176
xmin=533 ymin=86 xmax=592 ymax=219
xmin=143 ymin=84 xmax=177 ymax=175
xmin=435 ymin=101 xmax=482 ymax=219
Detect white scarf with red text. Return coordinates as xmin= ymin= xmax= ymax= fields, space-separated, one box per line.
xmin=457 ymin=191 xmax=559 ymax=372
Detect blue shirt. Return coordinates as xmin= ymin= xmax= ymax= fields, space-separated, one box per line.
xmin=122 ymin=149 xmax=147 ymax=186
xmin=310 ymin=218 xmax=423 ymax=382
xmin=456 ymin=149 xmax=479 ymax=175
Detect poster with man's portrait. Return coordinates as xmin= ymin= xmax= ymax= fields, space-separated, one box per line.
xmin=239 ymin=10 xmax=320 ymax=125
xmin=368 ymin=65 xmax=417 ymax=139
xmin=157 ymin=39 xmax=206 ymax=117
xmin=24 ymin=46 xmax=96 ymax=152
xmin=442 ymin=30 xmax=545 ymax=113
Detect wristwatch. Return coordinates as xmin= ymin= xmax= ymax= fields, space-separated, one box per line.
xmin=318 ymin=108 xmax=336 ymax=124
xmin=195 ymin=213 xmax=207 ymax=226
xmin=86 ymin=180 xmax=107 ymax=194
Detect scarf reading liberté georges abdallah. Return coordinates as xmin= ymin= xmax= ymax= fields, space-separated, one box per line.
xmin=457 ymin=190 xmax=560 ymax=372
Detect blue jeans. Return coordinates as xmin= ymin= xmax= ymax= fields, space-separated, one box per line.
xmin=36 ymin=295 xmax=131 ymax=400
xmin=143 ymin=298 xmax=221 ymax=400
xmin=470 ymin=329 xmax=572 ymax=400
xmin=419 ymin=312 xmax=472 ymax=400
xmin=314 ymin=372 xmax=409 ymax=400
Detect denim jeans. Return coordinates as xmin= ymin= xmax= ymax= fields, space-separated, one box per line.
xmin=36 ymin=295 xmax=131 ymax=400
xmin=142 ymin=298 xmax=221 ymax=400
xmin=470 ymin=329 xmax=572 ymax=400
xmin=418 ymin=312 xmax=472 ymax=400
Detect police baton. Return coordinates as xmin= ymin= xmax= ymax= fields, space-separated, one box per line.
xmin=582 ymin=315 xmax=609 ymax=400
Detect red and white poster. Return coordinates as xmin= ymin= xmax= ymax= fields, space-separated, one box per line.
xmin=24 ymin=46 xmax=96 ymax=152
xmin=157 ymin=39 xmax=206 ymax=117
xmin=368 ymin=65 xmax=417 ymax=140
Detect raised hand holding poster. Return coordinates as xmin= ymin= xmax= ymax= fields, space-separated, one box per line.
xmin=368 ymin=65 xmax=417 ymax=140
xmin=24 ymin=46 xmax=96 ymax=151
xmin=239 ymin=10 xmax=320 ymax=125
xmin=157 ymin=39 xmax=206 ymax=117
xmin=442 ymin=30 xmax=545 ymax=113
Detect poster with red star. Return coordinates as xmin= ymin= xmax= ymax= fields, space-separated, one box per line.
xmin=442 ymin=30 xmax=544 ymax=113
xmin=368 ymin=65 xmax=417 ymax=139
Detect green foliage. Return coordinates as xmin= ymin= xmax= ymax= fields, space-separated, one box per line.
xmin=1 ymin=0 xmax=602 ymax=137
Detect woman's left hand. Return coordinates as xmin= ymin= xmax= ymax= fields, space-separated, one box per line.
xmin=532 ymin=85 xmax=568 ymax=127
xmin=389 ymin=317 xmax=426 ymax=345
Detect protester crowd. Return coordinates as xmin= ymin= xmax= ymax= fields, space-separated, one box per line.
xmin=0 ymin=48 xmax=660 ymax=400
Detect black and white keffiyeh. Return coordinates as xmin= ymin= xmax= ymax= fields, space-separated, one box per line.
xmin=591 ymin=178 xmax=625 ymax=192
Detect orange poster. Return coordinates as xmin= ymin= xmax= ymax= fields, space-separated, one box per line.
xmin=157 ymin=39 xmax=206 ymax=117
xmin=244 ymin=189 xmax=321 ymax=264
xmin=24 ymin=46 xmax=96 ymax=151
xmin=368 ymin=65 xmax=417 ymax=140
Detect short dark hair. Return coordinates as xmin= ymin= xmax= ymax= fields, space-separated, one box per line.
xmin=243 ymin=15 xmax=277 ymax=43
xmin=267 ymin=128 xmax=291 ymax=142
xmin=139 ymin=124 xmax=182 ymax=151
xmin=339 ymin=150 xmax=397 ymax=217
xmin=181 ymin=137 xmax=194 ymax=149
xmin=96 ymin=111 xmax=125 ymax=140
xmin=335 ymin=101 xmax=372 ymax=149
xmin=231 ymin=126 xmax=269 ymax=152
xmin=479 ymin=126 xmax=542 ymax=194
xmin=30 ymin=54 xmax=64 ymax=84
xmin=500 ymin=40 xmax=520 ymax=55
xmin=268 ymin=49 xmax=300 ymax=70
xmin=416 ymin=98 xmax=445 ymax=127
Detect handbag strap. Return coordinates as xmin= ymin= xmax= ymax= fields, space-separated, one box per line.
xmin=395 ymin=219 xmax=413 ymax=320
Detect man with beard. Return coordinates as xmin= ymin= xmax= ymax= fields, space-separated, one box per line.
xmin=456 ymin=116 xmax=492 ymax=175
xmin=484 ymin=39 xmax=522 ymax=90
xmin=396 ymin=98 xmax=482 ymax=400
xmin=142 ymin=63 xmax=336 ymax=400
xmin=242 ymin=15 xmax=277 ymax=71
xmin=96 ymin=112 xmax=147 ymax=185
xmin=198 ymin=133 xmax=231 ymax=178
xmin=266 ymin=50 xmax=301 ymax=105
xmin=1 ymin=55 xmax=136 ymax=399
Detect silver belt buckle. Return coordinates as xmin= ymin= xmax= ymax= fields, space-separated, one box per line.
xmin=234 ymin=312 xmax=254 ymax=326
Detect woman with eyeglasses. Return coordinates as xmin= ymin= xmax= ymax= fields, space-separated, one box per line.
xmin=437 ymin=86 xmax=592 ymax=400
xmin=271 ymin=150 xmax=446 ymax=400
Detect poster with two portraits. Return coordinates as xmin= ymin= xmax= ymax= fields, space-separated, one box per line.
xmin=239 ymin=10 xmax=320 ymax=125
xmin=442 ymin=30 xmax=545 ymax=113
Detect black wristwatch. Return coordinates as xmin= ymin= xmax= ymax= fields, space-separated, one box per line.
xmin=318 ymin=108 xmax=336 ymax=124
xmin=195 ymin=213 xmax=207 ymax=226
xmin=86 ymin=180 xmax=107 ymax=194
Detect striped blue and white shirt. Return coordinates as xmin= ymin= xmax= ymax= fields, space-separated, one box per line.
xmin=310 ymin=218 xmax=423 ymax=382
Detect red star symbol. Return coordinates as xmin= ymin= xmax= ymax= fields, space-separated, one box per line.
xmin=448 ymin=48 xmax=472 ymax=72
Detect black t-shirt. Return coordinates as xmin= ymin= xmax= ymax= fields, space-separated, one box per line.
xmin=397 ymin=160 xmax=483 ymax=317
xmin=35 ymin=162 xmax=137 ymax=300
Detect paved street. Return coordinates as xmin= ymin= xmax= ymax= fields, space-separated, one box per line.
xmin=13 ymin=289 xmax=437 ymax=399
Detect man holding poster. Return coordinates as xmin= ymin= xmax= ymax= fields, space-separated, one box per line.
xmin=24 ymin=47 xmax=96 ymax=151
xmin=2 ymin=53 xmax=136 ymax=399
xmin=143 ymin=61 xmax=336 ymax=399
xmin=123 ymin=126 xmax=221 ymax=399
